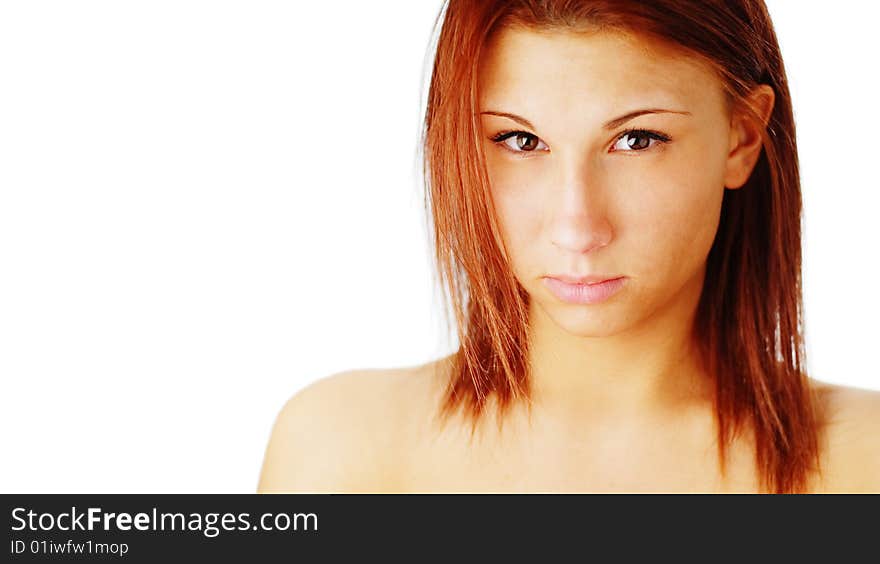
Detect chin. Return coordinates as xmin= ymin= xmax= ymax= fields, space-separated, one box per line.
xmin=537 ymin=300 xmax=635 ymax=338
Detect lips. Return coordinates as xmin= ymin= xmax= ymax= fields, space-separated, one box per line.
xmin=542 ymin=275 xmax=627 ymax=305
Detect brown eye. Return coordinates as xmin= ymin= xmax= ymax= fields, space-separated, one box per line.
xmin=611 ymin=129 xmax=671 ymax=152
xmin=514 ymin=133 xmax=539 ymax=151
xmin=625 ymin=132 xmax=651 ymax=150
xmin=490 ymin=131 xmax=549 ymax=155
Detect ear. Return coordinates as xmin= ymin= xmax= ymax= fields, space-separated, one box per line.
xmin=723 ymin=84 xmax=775 ymax=190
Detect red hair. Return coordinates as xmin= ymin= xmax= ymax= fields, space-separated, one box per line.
xmin=421 ymin=0 xmax=821 ymax=493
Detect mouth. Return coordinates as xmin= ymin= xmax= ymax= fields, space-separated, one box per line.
xmin=542 ymin=275 xmax=627 ymax=305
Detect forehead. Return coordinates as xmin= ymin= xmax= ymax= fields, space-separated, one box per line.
xmin=478 ymin=26 xmax=725 ymax=116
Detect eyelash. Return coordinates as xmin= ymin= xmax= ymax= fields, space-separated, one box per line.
xmin=489 ymin=127 xmax=672 ymax=157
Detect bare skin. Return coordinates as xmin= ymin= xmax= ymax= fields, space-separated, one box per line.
xmin=258 ymin=28 xmax=880 ymax=493
xmin=258 ymin=356 xmax=880 ymax=493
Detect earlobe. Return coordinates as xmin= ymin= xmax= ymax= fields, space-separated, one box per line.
xmin=723 ymin=84 xmax=776 ymax=189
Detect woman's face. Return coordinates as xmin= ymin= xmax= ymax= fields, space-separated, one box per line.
xmin=478 ymin=27 xmax=767 ymax=337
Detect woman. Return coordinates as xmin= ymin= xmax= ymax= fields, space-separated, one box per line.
xmin=258 ymin=0 xmax=880 ymax=493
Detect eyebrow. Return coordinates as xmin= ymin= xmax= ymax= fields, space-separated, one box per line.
xmin=479 ymin=108 xmax=692 ymax=130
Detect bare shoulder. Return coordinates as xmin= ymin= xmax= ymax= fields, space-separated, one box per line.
xmin=257 ymin=357 xmax=451 ymax=493
xmin=810 ymin=379 xmax=880 ymax=493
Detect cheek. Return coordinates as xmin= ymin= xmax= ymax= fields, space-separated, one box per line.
xmin=626 ymin=161 xmax=725 ymax=283
xmin=488 ymin=171 xmax=546 ymax=275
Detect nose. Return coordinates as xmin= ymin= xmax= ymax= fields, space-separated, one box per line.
xmin=549 ymin=161 xmax=614 ymax=255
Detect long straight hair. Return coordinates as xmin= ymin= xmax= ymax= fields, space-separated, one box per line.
xmin=420 ymin=0 xmax=822 ymax=493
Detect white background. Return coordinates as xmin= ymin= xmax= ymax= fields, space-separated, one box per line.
xmin=1 ymin=1 xmax=877 ymax=493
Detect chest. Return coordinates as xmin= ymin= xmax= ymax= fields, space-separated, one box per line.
xmin=395 ymin=415 xmax=764 ymax=493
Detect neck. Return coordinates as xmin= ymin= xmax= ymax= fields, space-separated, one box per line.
xmin=526 ymin=267 xmax=712 ymax=422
